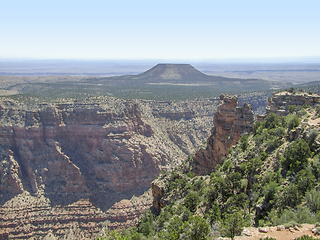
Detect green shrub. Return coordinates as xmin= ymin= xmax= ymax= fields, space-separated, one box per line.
xmin=262 ymin=181 xmax=279 ymax=203
xmin=240 ymin=135 xmax=249 ymax=151
xmin=186 ymin=171 xmax=194 ymax=178
xmin=289 ymin=105 xmax=298 ymax=113
xmin=175 ymin=205 xmax=192 ymax=222
xmin=308 ymin=129 xmax=319 ymax=146
xmin=294 ymin=235 xmax=317 ymax=240
xmin=260 ymin=150 xmax=269 ymax=161
xmin=305 ymin=190 xmax=320 ymax=213
xmin=193 ymin=177 xmax=204 ymax=192
xmin=253 ymin=121 xmax=264 ymax=135
xmin=175 ymin=177 xmax=187 ymax=191
xmin=222 ymin=158 xmax=233 ymax=172
xmin=271 ymin=208 xmax=297 ymax=226
xmin=167 ymin=216 xmax=184 ymax=238
xmin=186 ymin=216 xmax=210 ymax=240
xmin=226 ymin=172 xmax=242 ymax=192
xmin=265 ymin=113 xmax=282 ymax=129
xmin=208 ymin=201 xmax=221 ymax=224
xmin=204 ymin=186 xmax=218 ymax=206
xmin=280 ymin=184 xmax=303 ymax=208
xmin=287 ymin=114 xmax=301 ymax=130
xmin=221 ymin=211 xmax=245 ymax=240
xmin=155 ymin=208 xmax=172 ymax=230
xmin=184 ymin=191 xmax=199 ymax=212
xmin=294 ymin=169 xmax=315 ymax=195
xmin=139 ymin=210 xmax=154 ymax=237
xmin=272 ymin=206 xmax=315 ymax=226
xmin=312 ymin=154 xmax=320 ymax=179
xmin=282 ymin=139 xmax=312 ymax=173
xmin=130 ymin=232 xmax=142 ymax=240
xmin=288 ymin=87 xmax=295 ymax=93
xmin=295 ymin=206 xmax=316 ymax=224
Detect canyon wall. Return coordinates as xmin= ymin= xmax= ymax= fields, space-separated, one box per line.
xmin=0 ymin=96 xmax=218 ymax=239
xmin=191 ymin=94 xmax=255 ymax=175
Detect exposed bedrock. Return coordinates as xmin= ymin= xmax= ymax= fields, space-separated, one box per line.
xmin=0 ymin=96 xmax=218 ymax=239
xmin=192 ymin=93 xmax=255 ymax=175
xmin=266 ymin=91 xmax=320 ymax=116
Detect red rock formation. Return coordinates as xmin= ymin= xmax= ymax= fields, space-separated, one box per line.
xmin=0 ymin=193 xmax=107 ymax=239
xmin=192 ymin=94 xmax=254 ymax=175
xmin=0 ymin=96 xmax=217 ymax=239
xmin=0 ymin=191 xmax=153 ymax=239
xmin=0 ymin=99 xmax=166 ymax=239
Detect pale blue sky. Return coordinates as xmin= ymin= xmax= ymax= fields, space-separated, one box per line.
xmin=1 ymin=0 xmax=319 ymax=60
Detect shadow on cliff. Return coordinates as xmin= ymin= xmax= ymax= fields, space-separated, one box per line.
xmin=46 ymin=187 xmax=150 ymax=212
xmin=90 ymin=187 xmax=150 ymax=212
xmin=0 ymin=192 xmax=17 ymax=205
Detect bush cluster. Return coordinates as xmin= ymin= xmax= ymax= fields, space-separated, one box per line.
xmin=98 ymin=107 xmax=320 ymax=240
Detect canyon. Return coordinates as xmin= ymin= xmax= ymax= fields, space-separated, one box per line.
xmin=1 ymin=89 xmax=318 ymax=239
xmin=0 ymin=96 xmax=218 ymax=239
xmin=0 ymin=63 xmax=301 ymax=239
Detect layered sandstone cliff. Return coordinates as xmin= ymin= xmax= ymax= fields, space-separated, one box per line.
xmin=191 ymin=94 xmax=254 ymax=175
xmin=256 ymin=91 xmax=320 ymax=121
xmin=0 ymin=96 xmax=218 ymax=239
xmin=266 ymin=91 xmax=320 ymax=116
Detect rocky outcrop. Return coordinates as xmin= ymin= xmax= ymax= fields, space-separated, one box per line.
xmin=151 ymin=181 xmax=166 ymax=211
xmin=0 ymin=96 xmax=218 ymax=239
xmin=150 ymin=172 xmax=183 ymax=212
xmin=192 ymin=94 xmax=254 ymax=175
xmin=256 ymin=91 xmax=320 ymax=120
xmin=267 ymin=91 xmax=320 ymax=116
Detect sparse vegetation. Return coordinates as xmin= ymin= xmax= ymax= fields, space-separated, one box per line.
xmin=3 ymin=69 xmax=320 ymax=240
xmin=99 ymin=101 xmax=320 ymax=239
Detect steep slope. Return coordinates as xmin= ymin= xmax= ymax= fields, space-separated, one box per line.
xmin=191 ymin=93 xmax=255 ymax=175
xmin=144 ymin=91 xmax=320 ymax=240
xmin=0 ymin=96 xmax=218 ymax=239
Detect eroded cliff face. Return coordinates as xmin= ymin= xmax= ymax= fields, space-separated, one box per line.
xmin=0 ymin=99 xmax=160 ymax=202
xmin=266 ymin=91 xmax=320 ymax=116
xmin=0 ymin=96 xmax=218 ymax=239
xmin=255 ymin=91 xmax=320 ymax=121
xmin=191 ymin=94 xmax=254 ymax=175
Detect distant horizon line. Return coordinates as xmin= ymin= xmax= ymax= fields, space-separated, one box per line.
xmin=1 ymin=56 xmax=320 ymax=63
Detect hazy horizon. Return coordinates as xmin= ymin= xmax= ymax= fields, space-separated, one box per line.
xmin=1 ymin=57 xmax=320 ymax=63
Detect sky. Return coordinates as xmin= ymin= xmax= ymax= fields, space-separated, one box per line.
xmin=1 ymin=0 xmax=320 ymax=61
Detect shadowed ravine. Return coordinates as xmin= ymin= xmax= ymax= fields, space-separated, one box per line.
xmin=0 ymin=95 xmax=218 ymax=238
